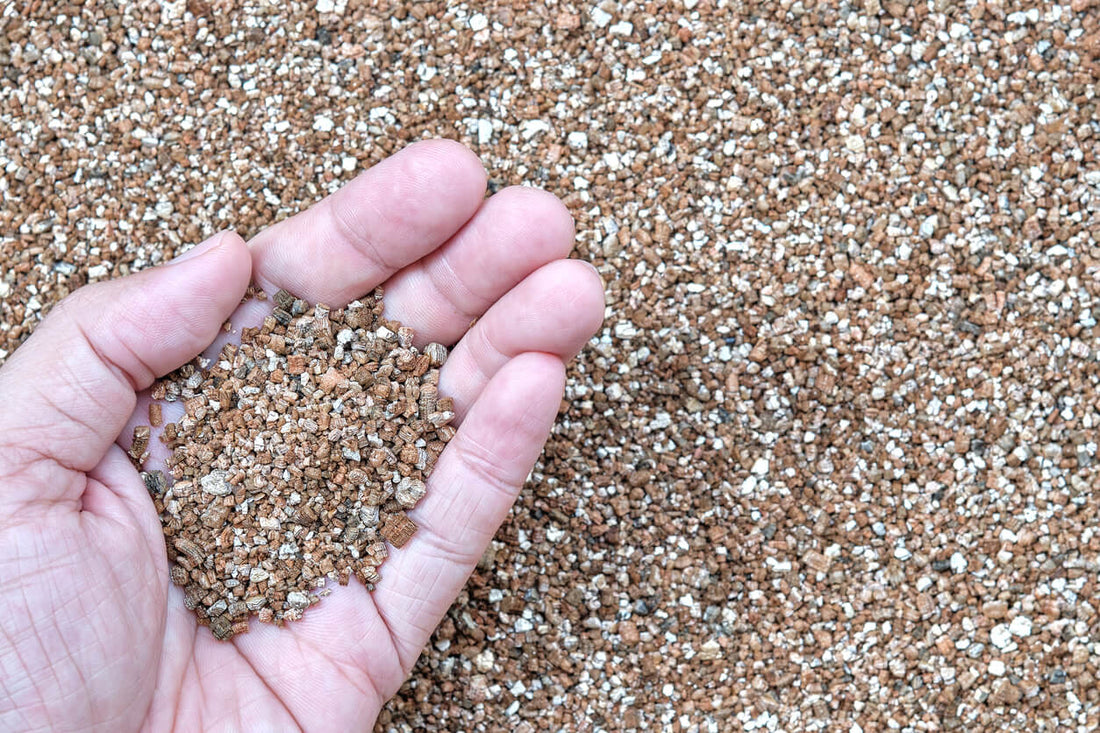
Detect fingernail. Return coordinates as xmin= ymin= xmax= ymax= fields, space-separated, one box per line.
xmin=167 ymin=232 xmax=228 ymax=265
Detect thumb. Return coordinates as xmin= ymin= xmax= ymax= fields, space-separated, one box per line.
xmin=0 ymin=231 xmax=251 ymax=510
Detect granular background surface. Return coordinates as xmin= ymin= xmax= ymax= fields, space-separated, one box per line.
xmin=2 ymin=1 xmax=1099 ymax=730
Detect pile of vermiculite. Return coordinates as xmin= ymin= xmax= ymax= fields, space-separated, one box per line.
xmin=144 ymin=288 xmax=453 ymax=640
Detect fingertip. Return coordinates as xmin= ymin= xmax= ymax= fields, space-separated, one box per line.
xmin=569 ymin=259 xmax=608 ymax=340
xmin=492 ymin=186 xmax=577 ymax=259
xmin=168 ymin=229 xmax=242 ymax=264
xmin=463 ymin=351 xmax=566 ymax=460
xmin=518 ymin=259 xmax=606 ymax=347
xmin=209 ymin=229 xmax=253 ymax=290
xmin=211 ymin=228 xmax=249 ymax=253
xmin=438 ymin=259 xmax=603 ymax=422
xmin=168 ymin=229 xmax=252 ymax=314
xmin=207 ymin=229 xmax=250 ymax=264
xmin=402 ymin=138 xmax=488 ymax=196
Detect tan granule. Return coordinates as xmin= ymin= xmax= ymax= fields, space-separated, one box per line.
xmin=147 ymin=288 xmax=453 ymax=640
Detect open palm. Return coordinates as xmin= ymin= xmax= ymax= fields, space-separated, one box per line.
xmin=0 ymin=141 xmax=604 ymax=731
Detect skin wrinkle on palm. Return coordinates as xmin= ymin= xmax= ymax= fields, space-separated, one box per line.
xmin=0 ymin=142 xmax=604 ymax=731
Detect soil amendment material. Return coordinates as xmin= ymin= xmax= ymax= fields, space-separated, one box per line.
xmin=145 ymin=288 xmax=453 ymax=640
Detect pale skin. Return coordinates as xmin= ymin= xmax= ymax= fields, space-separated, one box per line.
xmin=0 ymin=141 xmax=604 ymax=731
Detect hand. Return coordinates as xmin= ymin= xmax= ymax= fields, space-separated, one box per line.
xmin=0 ymin=141 xmax=604 ymax=731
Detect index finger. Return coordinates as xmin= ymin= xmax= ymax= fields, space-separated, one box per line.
xmin=248 ymin=139 xmax=487 ymax=306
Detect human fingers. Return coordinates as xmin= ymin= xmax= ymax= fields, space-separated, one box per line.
xmin=380 ymin=185 xmax=575 ymax=346
xmin=248 ymin=139 xmax=486 ymax=307
xmin=0 ymin=232 xmax=251 ymax=511
xmin=437 ymin=259 xmax=605 ymax=422
xmin=368 ymin=352 xmax=566 ymax=671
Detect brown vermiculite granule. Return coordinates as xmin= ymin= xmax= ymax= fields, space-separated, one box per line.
xmin=145 ymin=288 xmax=454 ymax=641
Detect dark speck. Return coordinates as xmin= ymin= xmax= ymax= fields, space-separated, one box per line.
xmin=957 ymin=320 xmax=982 ymax=335
xmin=142 ymin=470 xmax=167 ymax=497
xmin=316 ymin=27 xmax=332 ymax=45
